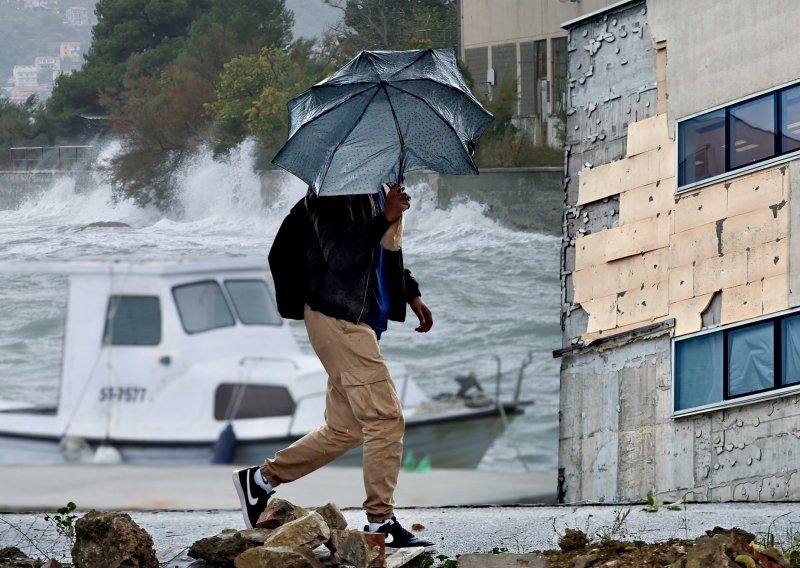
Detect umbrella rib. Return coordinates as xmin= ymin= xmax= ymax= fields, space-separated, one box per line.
xmin=385 ymin=83 xmax=480 ymax=174
xmin=383 ymin=84 xmax=407 ymax=182
xmin=317 ymin=85 xmax=384 ymax=192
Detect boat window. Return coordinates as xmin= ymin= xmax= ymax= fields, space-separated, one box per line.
xmin=214 ymin=384 xmax=295 ymax=419
xmin=103 ymin=296 xmax=161 ymax=346
xmin=173 ymin=281 xmax=235 ymax=334
xmin=224 ymin=280 xmax=282 ymax=326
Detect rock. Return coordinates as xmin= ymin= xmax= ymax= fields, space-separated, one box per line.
xmin=41 ymin=561 xmax=63 ymax=568
xmin=330 ymin=530 xmax=385 ymax=568
xmin=684 ymin=536 xmax=731 ymax=568
xmin=559 ymin=528 xmax=589 ymax=551
xmin=571 ymin=553 xmax=600 ymax=568
xmin=0 ymin=547 xmax=40 ymax=568
xmin=315 ymin=503 xmax=348 ymax=531
xmin=188 ymin=528 xmax=272 ymax=567
xmin=256 ymin=499 xmax=309 ymax=529
xmin=71 ymin=510 xmax=158 ymax=568
xmin=762 ymin=547 xmax=791 ymax=568
xmin=705 ymin=527 xmax=756 ymax=544
xmin=456 ymin=553 xmax=548 ymax=567
xmin=234 ymin=546 xmax=323 ymax=568
xmin=263 ymin=512 xmax=329 ymax=550
xmin=80 ymin=221 xmax=131 ymax=230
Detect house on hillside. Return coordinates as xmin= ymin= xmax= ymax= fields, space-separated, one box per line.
xmin=556 ymin=0 xmax=800 ymax=503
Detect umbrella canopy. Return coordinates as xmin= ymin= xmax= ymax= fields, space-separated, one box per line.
xmin=272 ymin=48 xmax=493 ymax=196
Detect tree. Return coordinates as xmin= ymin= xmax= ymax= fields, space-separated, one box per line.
xmin=207 ymin=40 xmax=331 ymax=165
xmin=0 ymin=96 xmax=65 ymax=169
xmin=322 ymin=0 xmax=456 ymax=63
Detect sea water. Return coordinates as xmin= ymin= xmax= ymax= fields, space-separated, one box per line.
xmin=0 ymin=141 xmax=562 ymax=472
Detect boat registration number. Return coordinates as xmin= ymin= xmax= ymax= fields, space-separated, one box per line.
xmin=99 ymin=387 xmax=147 ymax=403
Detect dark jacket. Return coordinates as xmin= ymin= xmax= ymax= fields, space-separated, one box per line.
xmin=304 ymin=188 xmax=421 ymax=325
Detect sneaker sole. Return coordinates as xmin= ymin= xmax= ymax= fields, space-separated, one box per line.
xmin=387 ymin=544 xmax=438 ymax=553
xmin=231 ymin=470 xmax=254 ymax=529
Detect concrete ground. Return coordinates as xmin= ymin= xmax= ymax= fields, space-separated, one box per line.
xmin=2 ymin=503 xmax=800 ymax=566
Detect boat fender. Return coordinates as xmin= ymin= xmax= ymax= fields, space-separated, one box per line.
xmin=213 ymin=423 xmax=238 ymax=464
xmin=59 ymin=436 xmax=93 ymax=463
xmin=93 ymin=443 xmax=123 ymax=464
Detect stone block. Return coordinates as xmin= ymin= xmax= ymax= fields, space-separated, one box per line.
xmin=263 ymin=512 xmax=330 ymax=550
xmin=234 ymin=546 xmax=323 ymax=568
xmin=189 ymin=528 xmax=272 ymax=566
xmin=617 ymin=427 xmax=655 ymax=501
xmin=616 ymin=280 xmax=670 ymax=327
xmin=571 ymin=268 xmax=593 ymax=304
xmin=762 ymin=273 xmax=790 ymax=315
xmin=590 ymin=248 xmax=669 ymax=300
xmin=670 ymin=264 xmax=694 ymax=302
xmin=574 ymin=230 xmax=607 ymax=270
xmin=257 ymin=499 xmax=309 ymax=529
xmin=693 ymin=251 xmax=747 ymax=296
xmin=674 ymin=184 xmax=728 ymax=234
xmin=330 ymin=530 xmax=386 ymax=568
xmin=315 ymin=503 xmax=348 ymax=532
xmin=654 ymin=420 xmax=695 ymax=493
xmin=626 ymin=114 xmax=669 ymax=158
xmin=726 ymin=166 xmax=786 ymax=218
xmin=670 ymin=293 xmax=714 ymax=337
xmin=670 ymin=222 xmax=721 ymax=266
xmin=618 ymin=178 xmax=674 ymax=225
xmin=721 ymin=281 xmax=763 ymax=325
xmin=583 ymin=293 xmax=617 ymax=334
xmin=722 ymin=206 xmax=789 ymax=254
xmin=747 ymin=239 xmax=788 ymax=283
xmin=605 ymin=216 xmax=670 ymax=262
xmin=72 ymin=510 xmax=159 ymax=568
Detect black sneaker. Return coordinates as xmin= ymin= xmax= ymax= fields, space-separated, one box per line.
xmin=232 ymin=466 xmax=274 ymax=528
xmin=365 ymin=517 xmax=436 ymax=551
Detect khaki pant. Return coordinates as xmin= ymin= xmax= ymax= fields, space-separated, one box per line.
xmin=261 ymin=305 xmax=405 ymax=522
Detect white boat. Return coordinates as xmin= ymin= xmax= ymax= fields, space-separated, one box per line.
xmin=0 ymin=259 xmax=527 ymax=467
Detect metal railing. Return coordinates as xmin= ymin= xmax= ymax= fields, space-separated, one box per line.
xmin=9 ymin=146 xmax=96 ymax=171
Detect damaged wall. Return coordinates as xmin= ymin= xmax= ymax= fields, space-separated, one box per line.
xmin=558 ymin=0 xmax=800 ymax=503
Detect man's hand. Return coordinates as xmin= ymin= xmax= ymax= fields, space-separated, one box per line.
xmin=409 ymin=296 xmax=432 ymax=333
xmin=383 ymin=182 xmax=410 ymax=223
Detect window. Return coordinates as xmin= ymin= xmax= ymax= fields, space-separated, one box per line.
xmin=678 ymin=82 xmax=800 ymax=188
xmin=214 ymin=384 xmax=295 ymax=420
xmin=224 ymin=280 xmax=281 ymax=326
xmin=674 ymin=311 xmax=800 ymax=413
xmin=728 ymin=94 xmax=776 ymax=169
xmin=173 ymin=281 xmax=235 ymax=334
xmin=103 ymin=296 xmax=161 ymax=346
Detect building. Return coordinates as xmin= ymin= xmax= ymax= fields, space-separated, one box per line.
xmin=64 ymin=5 xmax=89 ymax=25
xmin=458 ymin=0 xmax=619 ymax=146
xmin=556 ymin=0 xmax=800 ymax=503
xmin=12 ymin=65 xmax=38 ymax=87
xmin=59 ymin=42 xmax=82 ymax=60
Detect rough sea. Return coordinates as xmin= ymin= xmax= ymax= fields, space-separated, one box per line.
xmin=0 ymin=141 xmax=562 ymax=472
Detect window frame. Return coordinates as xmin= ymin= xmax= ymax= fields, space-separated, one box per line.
xmin=676 ymin=79 xmax=800 ymax=193
xmin=672 ymin=308 xmax=800 ymax=418
xmin=171 ymin=280 xmax=236 ymax=335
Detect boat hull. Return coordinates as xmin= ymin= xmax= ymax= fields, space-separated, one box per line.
xmin=0 ymin=407 xmax=518 ymax=468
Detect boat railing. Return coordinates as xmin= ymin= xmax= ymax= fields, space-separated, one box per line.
xmin=238 ymin=356 xmax=300 ymax=369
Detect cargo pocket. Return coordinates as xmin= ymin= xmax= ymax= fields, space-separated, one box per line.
xmin=341 ymin=370 xmax=402 ymax=421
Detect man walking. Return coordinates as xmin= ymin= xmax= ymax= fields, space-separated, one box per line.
xmin=233 ymin=182 xmax=434 ymax=550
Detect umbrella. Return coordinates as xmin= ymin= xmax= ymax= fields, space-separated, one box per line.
xmin=272 ymin=48 xmax=493 ymax=196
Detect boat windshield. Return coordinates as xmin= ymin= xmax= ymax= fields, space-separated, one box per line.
xmin=172 ymin=279 xmax=281 ymax=333
xmin=224 ymin=279 xmax=282 ymax=326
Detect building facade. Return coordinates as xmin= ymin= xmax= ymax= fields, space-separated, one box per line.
xmin=557 ymin=0 xmax=800 ymax=503
xmin=459 ymin=0 xmax=619 ymax=146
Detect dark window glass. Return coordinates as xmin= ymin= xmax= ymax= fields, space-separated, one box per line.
xmin=225 ymin=280 xmax=281 ymax=325
xmin=214 ymin=384 xmax=295 ymax=420
xmin=728 ymin=94 xmax=776 ymax=169
xmin=782 ymin=315 xmax=800 ymax=386
xmin=728 ymin=322 xmax=774 ymax=397
xmin=678 ymin=109 xmax=726 ymax=186
xmin=781 ymin=85 xmax=800 ymax=154
xmin=173 ymin=281 xmax=235 ymax=334
xmin=675 ymin=332 xmax=723 ymax=411
xmin=103 ymin=296 xmax=161 ymax=346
